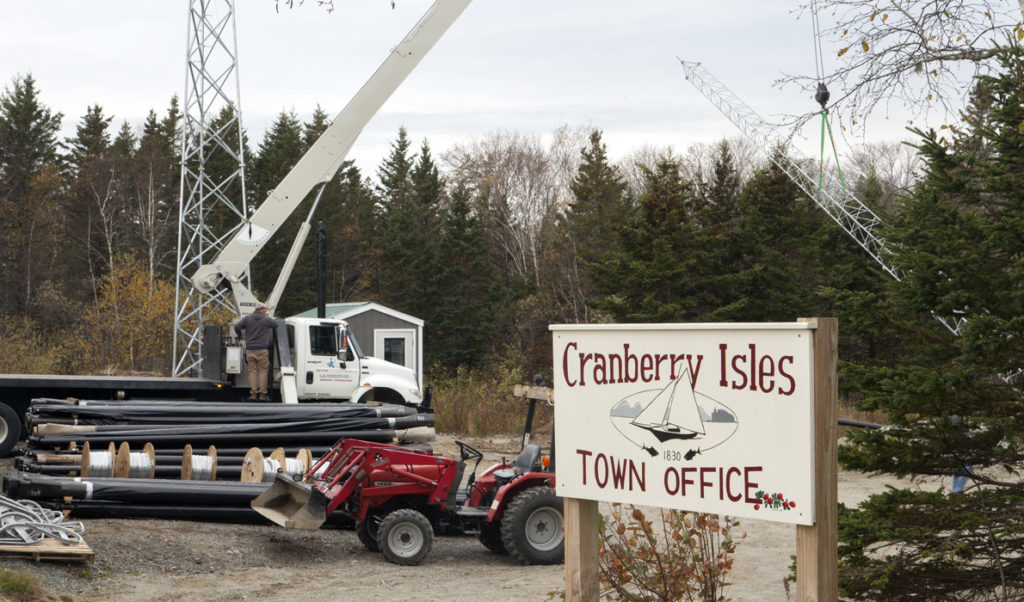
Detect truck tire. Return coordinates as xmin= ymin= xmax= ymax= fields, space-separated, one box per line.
xmin=499 ymin=486 xmax=564 ymax=565
xmin=478 ymin=520 xmax=507 ymax=555
xmin=0 ymin=404 xmax=22 ymax=457
xmin=377 ymin=508 xmax=433 ymax=566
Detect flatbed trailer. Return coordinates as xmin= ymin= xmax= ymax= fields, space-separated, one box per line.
xmin=0 ymin=374 xmax=236 ymax=456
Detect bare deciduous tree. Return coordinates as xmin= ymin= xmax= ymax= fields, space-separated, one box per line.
xmin=443 ymin=129 xmax=582 ymax=288
xmin=784 ymin=0 xmax=1023 ymax=131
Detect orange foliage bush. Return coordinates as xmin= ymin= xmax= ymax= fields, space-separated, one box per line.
xmin=599 ymin=505 xmax=745 ymax=602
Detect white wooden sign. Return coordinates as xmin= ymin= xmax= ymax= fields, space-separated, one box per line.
xmin=552 ymin=323 xmax=816 ymax=525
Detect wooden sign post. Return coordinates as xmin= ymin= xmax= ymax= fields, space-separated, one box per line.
xmin=796 ymin=317 xmax=838 ymax=601
xmin=552 ymin=320 xmax=838 ymax=602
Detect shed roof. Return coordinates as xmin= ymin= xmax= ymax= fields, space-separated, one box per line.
xmin=292 ymin=302 xmax=423 ymax=326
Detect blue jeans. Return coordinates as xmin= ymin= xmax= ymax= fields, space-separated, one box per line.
xmin=952 ymin=467 xmax=972 ymax=493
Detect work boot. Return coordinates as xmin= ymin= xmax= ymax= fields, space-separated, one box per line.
xmin=258 ymin=393 xmax=271 ymax=401
xmin=248 ymin=392 xmax=259 ymax=402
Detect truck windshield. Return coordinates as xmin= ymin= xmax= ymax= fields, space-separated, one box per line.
xmin=346 ymin=329 xmax=364 ymax=358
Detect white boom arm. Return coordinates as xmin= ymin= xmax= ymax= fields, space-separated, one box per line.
xmin=192 ymin=0 xmax=473 ymax=314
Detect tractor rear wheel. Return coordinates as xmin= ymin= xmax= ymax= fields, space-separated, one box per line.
xmin=377 ymin=508 xmax=433 ymax=566
xmin=499 ymin=486 xmax=564 ymax=565
xmin=478 ymin=520 xmax=507 ymax=555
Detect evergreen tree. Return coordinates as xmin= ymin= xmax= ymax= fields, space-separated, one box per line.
xmin=158 ymin=96 xmax=183 ymax=182
xmin=834 ymin=45 xmax=1024 ymax=600
xmin=248 ymin=110 xmax=306 ymax=308
xmin=560 ymin=129 xmax=626 ymax=320
xmin=689 ymin=141 xmax=745 ymax=319
xmin=65 ymin=104 xmax=111 ymax=173
xmin=0 ymin=74 xmax=63 ymax=314
xmin=64 ymin=104 xmax=128 ymax=300
xmin=590 ymin=154 xmax=701 ymax=322
xmin=373 ymin=129 xmax=444 ymax=321
xmin=430 ymin=180 xmax=501 ymax=368
xmin=197 ymin=105 xmax=252 ymax=246
xmin=709 ymin=154 xmax=828 ymax=321
xmin=303 ymin=105 xmax=331 ymax=148
xmin=130 ymin=107 xmax=180 ymax=282
xmin=320 ymin=161 xmax=378 ymax=303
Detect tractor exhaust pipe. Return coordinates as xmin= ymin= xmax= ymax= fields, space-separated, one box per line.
xmin=250 ymin=473 xmax=329 ymax=530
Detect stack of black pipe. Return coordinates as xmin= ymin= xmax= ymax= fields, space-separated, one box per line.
xmin=2 ymin=472 xmax=352 ymax=524
xmin=9 ymin=398 xmax=434 ymax=522
xmin=27 ymin=398 xmax=432 ymax=448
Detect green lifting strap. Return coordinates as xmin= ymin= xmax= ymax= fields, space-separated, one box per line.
xmin=818 ymin=109 xmax=847 ymax=190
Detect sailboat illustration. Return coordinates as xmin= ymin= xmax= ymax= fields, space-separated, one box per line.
xmin=630 ymin=369 xmax=705 ymax=443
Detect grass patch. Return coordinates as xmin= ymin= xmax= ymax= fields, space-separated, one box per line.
xmin=838 ymin=398 xmax=887 ymax=437
xmin=429 ymin=362 xmax=553 ymax=436
xmin=0 ymin=568 xmax=41 ymax=600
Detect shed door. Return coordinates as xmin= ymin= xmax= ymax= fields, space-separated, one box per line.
xmin=374 ymin=329 xmax=415 ymax=371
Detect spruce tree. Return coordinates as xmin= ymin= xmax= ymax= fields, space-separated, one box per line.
xmin=561 ymin=129 xmax=626 ymax=320
xmin=590 ymin=154 xmax=701 ymax=322
xmin=711 ymin=154 xmax=828 ymax=321
xmin=834 ymin=45 xmax=1024 ymax=600
xmin=66 ymin=104 xmax=112 ymax=172
xmin=249 ymin=110 xmax=307 ymax=310
xmin=373 ymin=129 xmax=443 ymax=323
xmin=430 ymin=180 xmax=501 ymax=368
xmin=319 ymin=160 xmax=378 ymax=303
xmin=0 ymin=74 xmax=63 ymax=314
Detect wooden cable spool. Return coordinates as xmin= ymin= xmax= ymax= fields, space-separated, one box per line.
xmin=180 ymin=444 xmax=218 ymax=481
xmin=80 ymin=441 xmax=116 ymax=478
xmin=113 ymin=441 xmax=156 ymax=479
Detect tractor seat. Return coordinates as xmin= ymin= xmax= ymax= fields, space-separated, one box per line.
xmin=493 ymin=444 xmax=541 ymax=481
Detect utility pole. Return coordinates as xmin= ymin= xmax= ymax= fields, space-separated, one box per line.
xmin=173 ymin=0 xmax=249 ymax=376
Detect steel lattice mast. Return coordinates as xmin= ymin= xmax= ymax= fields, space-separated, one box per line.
xmin=173 ymin=0 xmax=249 ymax=377
xmin=678 ymin=59 xmax=964 ymax=335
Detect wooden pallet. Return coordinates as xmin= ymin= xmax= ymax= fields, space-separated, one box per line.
xmin=0 ymin=538 xmax=93 ymax=562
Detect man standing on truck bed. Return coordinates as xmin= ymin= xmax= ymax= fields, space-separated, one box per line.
xmin=234 ymin=302 xmax=277 ymax=401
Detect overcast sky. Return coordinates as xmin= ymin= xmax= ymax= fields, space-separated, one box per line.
xmin=1 ymin=1 xmax=917 ymax=175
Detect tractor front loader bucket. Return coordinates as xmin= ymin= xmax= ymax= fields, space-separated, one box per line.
xmin=251 ymin=473 xmax=329 ymax=530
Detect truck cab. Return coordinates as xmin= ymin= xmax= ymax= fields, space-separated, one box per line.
xmin=228 ymin=317 xmax=422 ymax=406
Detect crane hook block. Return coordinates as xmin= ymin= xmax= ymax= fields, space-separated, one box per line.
xmin=815 ymin=82 xmax=830 ymax=110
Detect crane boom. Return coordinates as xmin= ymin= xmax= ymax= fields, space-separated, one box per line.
xmin=679 ymin=59 xmax=964 ymax=335
xmin=192 ymin=0 xmax=472 ymax=314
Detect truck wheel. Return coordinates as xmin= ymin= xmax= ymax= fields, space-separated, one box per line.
xmin=377 ymin=508 xmax=433 ymax=566
xmin=356 ymin=511 xmax=383 ymax=552
xmin=0 ymin=404 xmax=22 ymax=457
xmin=499 ymin=486 xmax=564 ymax=565
xmin=478 ymin=520 xmax=507 ymax=555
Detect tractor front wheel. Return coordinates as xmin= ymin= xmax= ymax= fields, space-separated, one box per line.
xmin=377 ymin=508 xmax=433 ymax=566
xmin=499 ymin=486 xmax=564 ymax=565
xmin=356 ymin=511 xmax=383 ymax=552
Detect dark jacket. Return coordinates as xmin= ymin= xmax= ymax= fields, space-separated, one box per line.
xmin=233 ymin=311 xmax=277 ymax=349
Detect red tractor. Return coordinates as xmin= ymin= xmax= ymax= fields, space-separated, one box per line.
xmin=251 ymin=437 xmax=563 ymax=566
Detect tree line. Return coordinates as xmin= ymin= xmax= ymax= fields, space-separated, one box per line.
xmin=0 ymin=72 xmax=899 ymax=377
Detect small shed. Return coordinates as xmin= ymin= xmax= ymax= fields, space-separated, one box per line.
xmin=292 ymin=302 xmax=424 ymax=389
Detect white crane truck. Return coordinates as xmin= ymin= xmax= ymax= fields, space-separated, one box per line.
xmin=0 ymin=0 xmax=472 ymax=457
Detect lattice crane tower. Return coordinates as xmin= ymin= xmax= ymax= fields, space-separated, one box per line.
xmin=173 ymin=0 xmax=249 ymax=376
xmin=678 ymin=59 xmax=964 ymax=335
